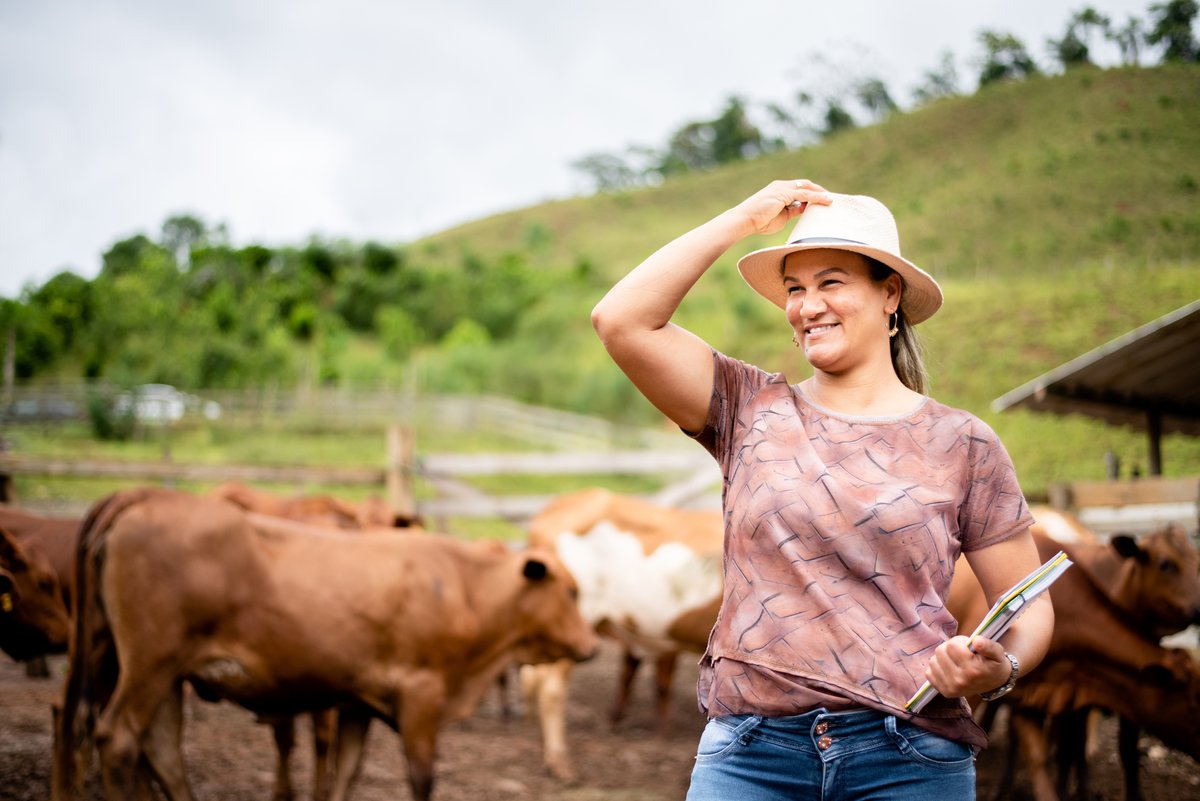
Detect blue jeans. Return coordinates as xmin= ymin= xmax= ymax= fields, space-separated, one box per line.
xmin=685 ymin=708 xmax=976 ymax=801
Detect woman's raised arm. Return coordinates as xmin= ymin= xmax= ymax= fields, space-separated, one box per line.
xmin=591 ymin=179 xmax=831 ymax=432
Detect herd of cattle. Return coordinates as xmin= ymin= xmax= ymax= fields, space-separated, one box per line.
xmin=2 ymin=482 xmax=1199 ymax=801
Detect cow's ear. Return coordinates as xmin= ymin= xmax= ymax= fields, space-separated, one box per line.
xmin=0 ymin=529 xmax=23 ymax=566
xmin=522 ymin=558 xmax=549 ymax=582
xmin=1110 ymin=534 xmax=1147 ymax=563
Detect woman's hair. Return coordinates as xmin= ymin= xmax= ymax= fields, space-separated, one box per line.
xmin=867 ymin=259 xmax=930 ymax=395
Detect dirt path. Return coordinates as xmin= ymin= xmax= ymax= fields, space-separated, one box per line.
xmin=2 ymin=644 xmax=1198 ymax=800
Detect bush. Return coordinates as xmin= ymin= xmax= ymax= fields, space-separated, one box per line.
xmin=87 ymin=390 xmax=136 ymax=441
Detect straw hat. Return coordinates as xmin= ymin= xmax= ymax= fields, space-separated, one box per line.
xmin=736 ymin=193 xmax=943 ymax=324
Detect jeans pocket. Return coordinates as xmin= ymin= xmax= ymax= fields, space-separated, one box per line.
xmin=887 ymin=718 xmax=975 ymax=771
xmin=694 ymin=715 xmax=763 ymax=763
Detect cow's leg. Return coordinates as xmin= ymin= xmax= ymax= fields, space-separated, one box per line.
xmin=327 ymin=709 xmax=370 ymax=801
xmin=653 ymin=651 xmax=678 ymax=736
xmin=95 ymin=674 xmax=183 ymax=801
xmin=396 ymin=681 xmax=448 ymax=801
xmin=137 ymin=683 xmax=195 ymax=801
xmin=494 ymin=665 xmax=514 ymax=718
xmin=1053 ymin=709 xmax=1086 ymax=801
xmin=1011 ymin=706 xmax=1060 ymax=801
xmin=987 ymin=704 xmax=1018 ymax=801
xmin=610 ymin=648 xmax=641 ymax=725
xmin=533 ymin=659 xmax=576 ymax=781
xmin=270 ymin=716 xmax=296 ymax=801
xmin=311 ymin=708 xmax=338 ymax=801
xmin=1118 ymin=717 xmax=1142 ymax=801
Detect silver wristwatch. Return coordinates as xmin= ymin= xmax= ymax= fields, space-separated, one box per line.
xmin=979 ymin=652 xmax=1020 ymax=701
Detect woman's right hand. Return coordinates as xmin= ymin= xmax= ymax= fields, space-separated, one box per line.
xmin=727 ymin=179 xmax=833 ymax=237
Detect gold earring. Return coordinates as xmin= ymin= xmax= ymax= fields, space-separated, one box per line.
xmin=792 ymin=332 xmax=800 ymax=348
xmin=888 ymin=311 xmax=900 ymax=338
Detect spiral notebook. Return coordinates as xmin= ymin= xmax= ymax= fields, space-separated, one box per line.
xmin=905 ymin=550 xmax=1073 ymax=713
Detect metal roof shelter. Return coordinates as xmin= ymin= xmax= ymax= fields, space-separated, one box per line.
xmin=992 ymin=298 xmax=1200 ymax=475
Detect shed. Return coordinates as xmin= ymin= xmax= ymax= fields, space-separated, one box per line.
xmin=991 ymin=298 xmax=1200 ymax=476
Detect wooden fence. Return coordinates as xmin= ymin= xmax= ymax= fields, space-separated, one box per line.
xmin=2 ymin=383 xmax=673 ymax=451
xmin=0 ymin=425 xmax=722 ymax=526
xmin=1046 ymin=475 xmax=1200 ymax=536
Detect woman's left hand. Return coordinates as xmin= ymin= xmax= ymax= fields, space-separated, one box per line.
xmin=924 ymin=635 xmax=1013 ymax=699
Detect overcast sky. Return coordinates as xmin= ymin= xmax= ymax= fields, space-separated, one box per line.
xmin=0 ymin=0 xmax=1157 ymax=298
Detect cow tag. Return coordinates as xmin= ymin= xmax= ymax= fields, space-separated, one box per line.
xmin=0 ymin=593 xmax=12 ymax=613
xmin=523 ymin=559 xmax=548 ymax=581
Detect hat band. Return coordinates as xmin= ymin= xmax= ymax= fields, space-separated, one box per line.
xmin=788 ymin=236 xmax=869 ymax=246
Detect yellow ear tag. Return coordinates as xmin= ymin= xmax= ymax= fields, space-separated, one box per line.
xmin=0 ymin=593 xmax=12 ymax=613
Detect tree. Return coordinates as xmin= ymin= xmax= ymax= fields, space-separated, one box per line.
xmin=822 ymin=101 xmax=856 ymax=137
xmin=656 ymin=96 xmax=767 ymax=177
xmin=28 ymin=271 xmax=93 ymax=351
xmin=978 ymin=30 xmax=1041 ymax=86
xmin=362 ymin=242 xmax=399 ymax=276
xmin=708 ymin=96 xmax=767 ymax=163
xmin=912 ymin=52 xmax=960 ymax=105
xmin=302 ymin=240 xmax=338 ymax=284
xmin=1050 ymin=26 xmax=1090 ymax=67
xmin=855 ymin=78 xmax=898 ymax=122
xmin=1147 ymin=0 xmax=1199 ymax=61
xmin=762 ymin=102 xmax=805 ymax=149
xmin=100 ymin=235 xmax=169 ymax=280
xmin=160 ymin=214 xmax=207 ymax=269
xmin=571 ymin=152 xmax=641 ymax=192
xmin=1050 ymin=8 xmax=1112 ymax=68
xmin=1110 ymin=16 xmax=1146 ymax=64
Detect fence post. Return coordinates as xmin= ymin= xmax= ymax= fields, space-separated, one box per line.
xmin=386 ymin=425 xmax=415 ymax=519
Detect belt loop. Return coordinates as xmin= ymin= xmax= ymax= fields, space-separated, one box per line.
xmin=884 ymin=714 xmax=899 ymax=737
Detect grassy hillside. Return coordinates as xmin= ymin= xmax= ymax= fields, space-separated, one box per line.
xmin=415 ymin=65 xmax=1200 ymax=494
xmin=425 ymin=65 xmax=1200 ymax=279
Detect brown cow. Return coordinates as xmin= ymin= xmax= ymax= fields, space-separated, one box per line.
xmin=0 ymin=505 xmax=79 ymax=608
xmin=949 ymin=519 xmax=1200 ymax=801
xmin=520 ymin=488 xmax=723 ymax=780
xmin=55 ymin=487 xmax=595 ymax=801
xmin=0 ymin=506 xmax=79 ymax=677
xmin=205 ymin=481 xmax=423 ymax=801
xmin=208 ymin=480 xmax=423 ymax=530
xmin=1006 ymin=650 xmax=1200 ymax=801
xmin=0 ymin=525 xmax=71 ymax=662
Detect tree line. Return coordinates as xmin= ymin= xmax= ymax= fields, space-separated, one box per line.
xmin=571 ymin=2 xmax=1200 ymax=191
xmin=0 ymin=215 xmax=574 ymax=395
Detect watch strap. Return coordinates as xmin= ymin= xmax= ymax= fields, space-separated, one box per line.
xmin=979 ymin=652 xmax=1020 ymax=701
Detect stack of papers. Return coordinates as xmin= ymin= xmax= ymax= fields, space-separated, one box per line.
xmin=905 ymin=550 xmax=1073 ymax=713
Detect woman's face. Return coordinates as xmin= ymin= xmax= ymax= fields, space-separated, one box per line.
xmin=782 ymin=250 xmax=900 ymax=375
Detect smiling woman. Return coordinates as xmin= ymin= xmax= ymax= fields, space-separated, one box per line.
xmin=590 ymin=180 xmax=1056 ymax=801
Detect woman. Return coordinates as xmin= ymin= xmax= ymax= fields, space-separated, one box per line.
xmin=591 ymin=180 xmax=1054 ymax=800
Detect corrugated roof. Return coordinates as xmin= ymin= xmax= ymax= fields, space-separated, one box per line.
xmin=992 ymin=299 xmax=1200 ymax=436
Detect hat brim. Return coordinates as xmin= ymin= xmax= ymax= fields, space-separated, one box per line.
xmin=736 ymin=241 xmax=943 ymax=325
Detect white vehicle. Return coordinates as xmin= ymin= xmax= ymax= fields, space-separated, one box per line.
xmin=114 ymin=384 xmax=220 ymax=423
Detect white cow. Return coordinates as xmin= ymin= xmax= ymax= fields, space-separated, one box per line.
xmin=520 ymin=489 xmax=723 ymax=780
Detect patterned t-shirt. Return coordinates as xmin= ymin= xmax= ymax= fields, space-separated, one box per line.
xmin=691 ymin=351 xmax=1033 ymax=749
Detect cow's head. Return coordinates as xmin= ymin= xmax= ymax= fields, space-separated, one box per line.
xmin=511 ymin=548 xmax=596 ymax=664
xmin=1109 ymin=523 xmax=1200 ymax=635
xmin=0 ymin=527 xmax=71 ymax=661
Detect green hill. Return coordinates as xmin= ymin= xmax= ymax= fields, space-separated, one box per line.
xmin=416 ymin=64 xmax=1200 ymax=493
xmin=9 ymin=66 xmax=1200 ymax=501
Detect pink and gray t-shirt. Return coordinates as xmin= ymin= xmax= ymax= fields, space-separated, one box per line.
xmin=691 ymin=351 xmax=1033 ymax=749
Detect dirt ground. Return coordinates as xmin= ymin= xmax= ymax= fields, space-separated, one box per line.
xmin=2 ymin=643 xmax=1199 ymax=801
